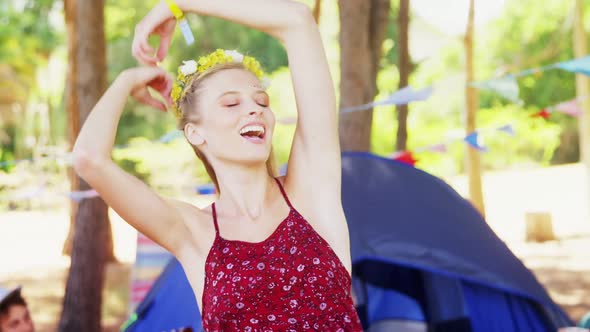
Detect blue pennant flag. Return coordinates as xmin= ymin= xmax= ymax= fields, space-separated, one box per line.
xmin=471 ymin=75 xmax=520 ymax=104
xmin=158 ymin=130 xmax=183 ymax=143
xmin=195 ymin=184 xmax=216 ymax=195
xmin=556 ymin=56 xmax=590 ymax=76
xmin=497 ymin=124 xmax=516 ymax=136
xmin=464 ymin=132 xmax=488 ymax=151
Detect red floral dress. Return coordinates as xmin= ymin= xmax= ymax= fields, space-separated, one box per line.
xmin=201 ymin=179 xmax=362 ymax=331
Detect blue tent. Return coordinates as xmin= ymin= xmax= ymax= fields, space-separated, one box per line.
xmin=122 ymin=257 xmax=202 ymax=332
xmin=123 ymin=152 xmax=571 ymax=331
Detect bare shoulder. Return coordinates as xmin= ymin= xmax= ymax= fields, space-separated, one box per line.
xmin=166 ymin=198 xmax=217 ymax=257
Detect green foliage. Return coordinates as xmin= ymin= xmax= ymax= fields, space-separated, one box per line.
xmin=0 ymin=0 xmax=586 ymax=184
xmin=0 ymin=0 xmax=61 ymax=86
xmin=476 ymin=0 xmax=575 ymax=108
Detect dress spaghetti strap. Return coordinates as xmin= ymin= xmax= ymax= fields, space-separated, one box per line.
xmin=273 ymin=178 xmax=294 ymax=210
xmin=211 ymin=202 xmax=220 ymax=235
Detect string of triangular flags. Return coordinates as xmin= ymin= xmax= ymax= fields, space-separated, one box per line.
xmin=390 ymin=56 xmax=590 ymax=166
xmin=470 ymin=56 xmax=590 ymax=103
xmin=0 ymin=85 xmax=435 ymax=168
xmin=391 ymin=123 xmax=515 ymax=166
xmin=3 ymin=56 xmax=590 ymax=200
xmin=0 ymin=183 xmax=218 ymax=202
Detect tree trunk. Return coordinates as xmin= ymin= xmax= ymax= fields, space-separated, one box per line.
xmin=59 ymin=0 xmax=111 ymax=330
xmin=338 ymin=0 xmax=391 ymax=151
xmin=574 ymin=0 xmax=590 ymax=224
xmin=61 ymin=1 xmax=115 ymax=262
xmin=464 ymin=0 xmax=485 ymax=216
xmin=396 ymin=0 xmax=411 ymax=151
xmin=313 ymin=0 xmax=322 ymax=23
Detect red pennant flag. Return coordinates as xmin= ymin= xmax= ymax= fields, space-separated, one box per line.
xmin=394 ymin=151 xmax=418 ymax=166
xmin=531 ymin=109 xmax=551 ymax=119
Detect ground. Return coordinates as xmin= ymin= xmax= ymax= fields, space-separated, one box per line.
xmin=0 ymin=164 xmax=588 ymax=331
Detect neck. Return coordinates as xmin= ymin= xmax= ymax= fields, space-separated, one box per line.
xmin=213 ymin=161 xmax=275 ymax=220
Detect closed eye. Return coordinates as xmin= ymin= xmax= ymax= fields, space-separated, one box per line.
xmin=255 ymin=95 xmax=269 ymax=108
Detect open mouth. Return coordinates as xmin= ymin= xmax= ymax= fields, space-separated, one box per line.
xmin=239 ymin=124 xmax=266 ymax=143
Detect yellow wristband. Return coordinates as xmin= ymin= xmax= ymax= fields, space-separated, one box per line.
xmin=165 ymin=0 xmax=184 ymax=20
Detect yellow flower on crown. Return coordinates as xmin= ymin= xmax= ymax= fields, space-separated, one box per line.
xmin=170 ymin=49 xmax=268 ymax=118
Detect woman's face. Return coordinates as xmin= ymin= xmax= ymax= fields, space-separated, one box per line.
xmin=187 ymin=68 xmax=275 ymax=166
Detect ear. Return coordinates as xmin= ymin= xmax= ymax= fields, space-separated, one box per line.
xmin=184 ymin=122 xmax=205 ymax=146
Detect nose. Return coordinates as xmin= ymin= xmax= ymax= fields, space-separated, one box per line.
xmin=247 ymin=101 xmax=264 ymax=116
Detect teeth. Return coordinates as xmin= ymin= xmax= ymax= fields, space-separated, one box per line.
xmin=239 ymin=125 xmax=265 ymax=135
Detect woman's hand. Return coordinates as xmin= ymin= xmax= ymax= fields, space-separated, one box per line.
xmin=120 ymin=66 xmax=174 ymax=112
xmin=132 ymin=1 xmax=176 ymax=65
xmin=132 ymin=0 xmax=314 ymax=65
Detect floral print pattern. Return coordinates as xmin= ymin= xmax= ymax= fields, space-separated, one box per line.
xmin=201 ymin=179 xmax=362 ymax=331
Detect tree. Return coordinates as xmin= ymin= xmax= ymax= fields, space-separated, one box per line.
xmin=61 ymin=3 xmax=115 ymax=260
xmin=313 ymin=0 xmax=322 ymax=23
xmin=464 ymin=0 xmax=485 ymax=215
xmin=0 ymin=0 xmax=60 ymax=161
xmin=338 ymin=0 xmax=391 ymax=151
xmin=395 ymin=0 xmax=411 ymax=151
xmin=58 ymin=0 xmax=112 ymax=330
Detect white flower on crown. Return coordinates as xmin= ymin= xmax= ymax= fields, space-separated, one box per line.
xmin=224 ymin=50 xmax=244 ymax=63
xmin=179 ymin=60 xmax=198 ymax=76
xmin=261 ymin=77 xmax=272 ymax=90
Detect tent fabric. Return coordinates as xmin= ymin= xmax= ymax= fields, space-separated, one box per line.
xmin=462 ymin=282 xmax=552 ymax=332
xmin=125 ymin=152 xmax=571 ymax=331
xmin=341 ymin=152 xmax=562 ymax=308
xmin=125 ymin=258 xmax=202 ymax=332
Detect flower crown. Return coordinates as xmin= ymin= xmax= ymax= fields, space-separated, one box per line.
xmin=170 ymin=49 xmax=270 ymax=118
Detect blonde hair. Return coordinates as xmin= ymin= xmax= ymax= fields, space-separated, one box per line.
xmin=176 ymin=63 xmax=277 ymax=192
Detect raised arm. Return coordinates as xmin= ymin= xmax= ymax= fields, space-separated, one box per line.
xmin=72 ymin=66 xmax=193 ymax=255
xmin=133 ymin=0 xmax=341 ymax=207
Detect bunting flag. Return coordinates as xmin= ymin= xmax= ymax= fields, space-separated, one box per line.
xmin=423 ymin=143 xmax=448 ymax=153
xmin=392 ymin=151 xmax=418 ymax=166
xmin=340 ymin=85 xmax=433 ymax=113
xmin=158 ymin=130 xmax=184 ymax=143
xmin=65 ymin=189 xmax=99 ymax=202
xmin=196 ymin=183 xmax=216 ymax=195
xmin=471 ymin=75 xmax=521 ymax=103
xmin=374 ymin=86 xmax=434 ymax=107
xmin=497 ymin=124 xmax=516 ymax=136
xmin=531 ymin=109 xmax=551 ymax=119
xmin=553 ymin=99 xmax=583 ymax=117
xmin=464 ymin=132 xmax=488 ymax=151
xmin=556 ymin=56 xmax=590 ymax=76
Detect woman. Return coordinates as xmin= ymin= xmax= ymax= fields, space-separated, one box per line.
xmin=73 ymin=0 xmax=362 ymax=330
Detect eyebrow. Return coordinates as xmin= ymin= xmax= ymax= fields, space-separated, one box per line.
xmin=216 ymin=90 xmax=269 ymax=100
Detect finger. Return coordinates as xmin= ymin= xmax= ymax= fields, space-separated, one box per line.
xmin=132 ymin=38 xmax=156 ymax=66
xmin=132 ymin=26 xmax=158 ymax=65
xmin=137 ymin=67 xmax=169 ymax=86
xmin=164 ymin=76 xmax=173 ymax=105
xmin=132 ymin=26 xmax=150 ymax=62
xmin=140 ymin=40 xmax=159 ymax=65
xmin=134 ymin=88 xmax=167 ymax=112
xmin=148 ymin=74 xmax=174 ymax=106
xmin=156 ymin=20 xmax=176 ymax=61
xmin=157 ymin=33 xmax=173 ymax=62
xmin=140 ymin=39 xmax=156 ymax=58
